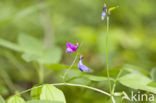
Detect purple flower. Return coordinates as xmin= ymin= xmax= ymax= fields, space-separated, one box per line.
xmin=66 ymin=43 xmax=79 ymax=53
xmin=78 ymin=56 xmax=90 ymax=72
xmin=101 ymin=4 xmax=107 ymax=21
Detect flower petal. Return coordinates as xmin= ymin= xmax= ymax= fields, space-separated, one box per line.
xmin=66 ymin=43 xmax=79 ymax=53
xmin=78 ymin=56 xmax=91 ymax=72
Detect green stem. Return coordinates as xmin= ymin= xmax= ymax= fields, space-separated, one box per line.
xmin=62 ymin=42 xmax=83 ymax=82
xmin=63 ymin=52 xmax=79 ymax=82
xmin=112 ymin=69 xmax=123 ymax=94
xmin=106 ymin=16 xmax=112 ymax=93
xmin=16 ymin=83 xmax=111 ymax=97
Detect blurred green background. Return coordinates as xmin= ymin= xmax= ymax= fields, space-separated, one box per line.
xmin=0 ymin=0 xmax=156 ymax=103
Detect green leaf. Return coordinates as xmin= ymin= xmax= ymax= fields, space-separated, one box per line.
xmin=30 ymin=85 xmax=42 ymax=99
xmin=0 ymin=95 xmax=5 ymax=103
xmin=108 ymin=6 xmax=118 ymax=12
xmin=40 ymin=84 xmax=66 ymax=103
xmin=40 ymin=47 xmax=62 ymax=64
xmin=18 ymin=34 xmax=43 ymax=54
xmin=119 ymin=73 xmax=156 ymax=94
xmin=27 ymin=100 xmax=63 ymax=103
xmin=0 ymin=39 xmax=22 ymax=52
xmin=0 ymin=85 xmax=9 ymax=95
xmin=7 ymin=96 xmax=25 ymax=103
xmin=18 ymin=34 xmax=62 ymax=64
xmin=150 ymin=67 xmax=156 ymax=82
xmin=147 ymin=81 xmax=156 ymax=88
xmin=84 ymin=74 xmax=115 ymax=82
xmin=21 ymin=53 xmax=40 ymax=62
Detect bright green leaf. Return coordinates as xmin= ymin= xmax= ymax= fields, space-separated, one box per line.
xmin=40 ymin=84 xmax=66 ymax=103
xmin=30 ymin=85 xmax=42 ymax=99
xmin=7 ymin=96 xmax=25 ymax=103
xmin=108 ymin=6 xmax=118 ymax=14
xmin=119 ymin=73 xmax=156 ymax=94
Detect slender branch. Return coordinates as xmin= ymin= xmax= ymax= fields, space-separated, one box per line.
xmin=106 ymin=16 xmax=112 ymax=93
xmin=16 ymin=83 xmax=111 ymax=97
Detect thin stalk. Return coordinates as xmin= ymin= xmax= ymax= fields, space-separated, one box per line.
xmin=63 ymin=42 xmax=83 ymax=82
xmin=112 ymin=69 xmax=123 ymax=94
xmin=111 ymin=96 xmax=116 ymax=103
xmin=63 ymin=52 xmax=79 ymax=82
xmin=106 ymin=16 xmax=112 ymax=93
xmin=16 ymin=83 xmax=111 ymax=97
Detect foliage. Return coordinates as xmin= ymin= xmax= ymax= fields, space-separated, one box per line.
xmin=0 ymin=0 xmax=156 ymax=103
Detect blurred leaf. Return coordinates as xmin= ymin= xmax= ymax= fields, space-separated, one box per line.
xmin=40 ymin=84 xmax=66 ymax=103
xmin=7 ymin=96 xmax=25 ymax=103
xmin=46 ymin=64 xmax=77 ymax=71
xmin=18 ymin=34 xmax=62 ymax=64
xmin=27 ymin=100 xmax=63 ymax=103
xmin=108 ymin=6 xmax=118 ymax=14
xmin=122 ymin=64 xmax=149 ymax=76
xmin=0 ymin=39 xmax=22 ymax=52
xmin=40 ymin=47 xmax=62 ymax=64
xmin=0 ymin=85 xmax=9 ymax=95
xmin=0 ymin=95 xmax=5 ymax=103
xmin=30 ymin=85 xmax=42 ymax=99
xmin=18 ymin=34 xmax=43 ymax=54
xmin=22 ymin=53 xmax=40 ymax=62
xmin=148 ymin=81 xmax=156 ymax=88
xmin=119 ymin=73 xmax=156 ymax=94
xmin=102 ymin=66 xmax=122 ymax=77
xmin=0 ymin=1 xmax=52 ymax=27
xmin=150 ymin=67 xmax=156 ymax=82
xmin=83 ymin=74 xmax=115 ymax=82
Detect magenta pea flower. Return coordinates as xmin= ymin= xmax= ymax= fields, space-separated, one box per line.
xmin=101 ymin=4 xmax=107 ymax=21
xmin=78 ymin=56 xmax=90 ymax=72
xmin=66 ymin=43 xmax=79 ymax=53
